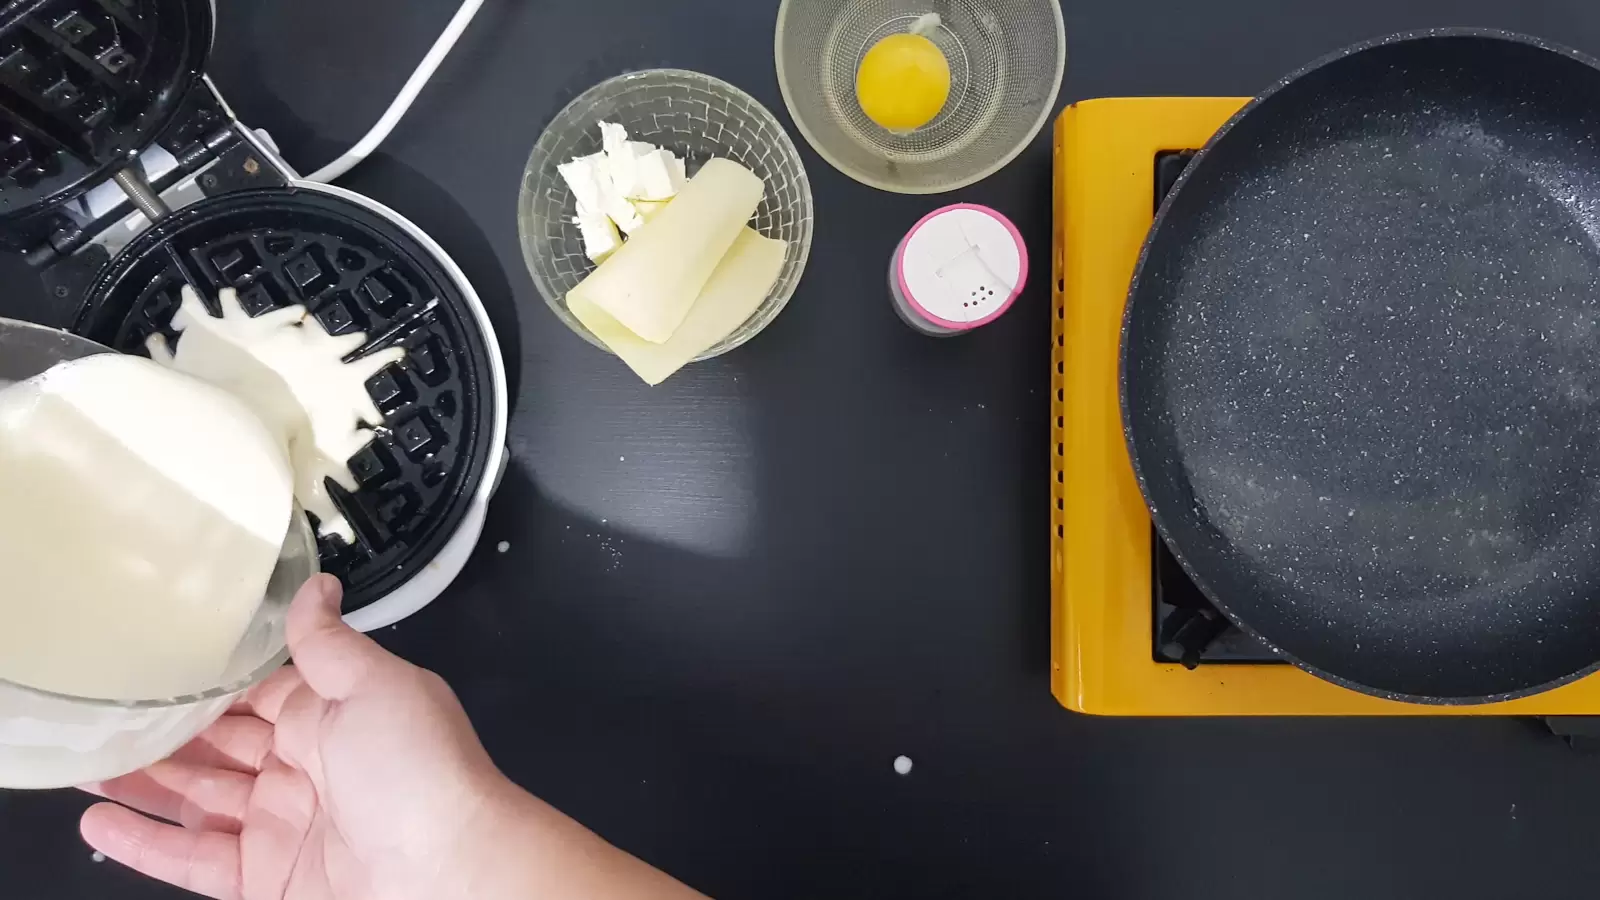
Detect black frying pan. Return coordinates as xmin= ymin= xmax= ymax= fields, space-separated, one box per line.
xmin=1122 ymin=29 xmax=1600 ymax=704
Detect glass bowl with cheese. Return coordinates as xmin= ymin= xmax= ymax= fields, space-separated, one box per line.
xmin=519 ymin=69 xmax=814 ymax=376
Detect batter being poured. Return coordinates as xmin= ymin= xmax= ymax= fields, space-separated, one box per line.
xmin=148 ymin=286 xmax=405 ymax=544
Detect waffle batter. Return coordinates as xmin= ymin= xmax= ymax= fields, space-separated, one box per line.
xmin=148 ymin=286 xmax=404 ymax=544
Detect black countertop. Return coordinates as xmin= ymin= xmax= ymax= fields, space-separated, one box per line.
xmin=10 ymin=1 xmax=1600 ymax=897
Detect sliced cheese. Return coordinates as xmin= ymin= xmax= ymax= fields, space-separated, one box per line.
xmin=568 ymin=158 xmax=764 ymax=344
xmin=571 ymin=228 xmax=786 ymax=385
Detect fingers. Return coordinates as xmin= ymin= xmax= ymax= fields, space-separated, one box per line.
xmin=236 ymin=665 xmax=305 ymax=724
xmin=85 ymin=759 xmax=255 ymax=833
xmin=171 ymin=715 xmax=275 ymax=775
xmin=285 ymin=573 xmax=396 ymax=701
xmin=270 ymin=680 xmax=332 ymax=777
xmin=240 ymin=756 xmax=318 ymax=900
xmin=81 ymin=802 xmax=242 ymax=900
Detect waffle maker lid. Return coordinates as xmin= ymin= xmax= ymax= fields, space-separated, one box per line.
xmin=0 ymin=0 xmax=211 ymax=226
xmin=0 ymin=1 xmax=498 ymax=618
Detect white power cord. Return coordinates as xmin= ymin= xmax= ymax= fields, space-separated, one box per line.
xmin=304 ymin=0 xmax=485 ymax=184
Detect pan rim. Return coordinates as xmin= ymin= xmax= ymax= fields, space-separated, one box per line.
xmin=1116 ymin=26 xmax=1600 ymax=706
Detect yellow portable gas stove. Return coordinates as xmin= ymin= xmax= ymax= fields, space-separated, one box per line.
xmin=1048 ymin=97 xmax=1600 ymax=716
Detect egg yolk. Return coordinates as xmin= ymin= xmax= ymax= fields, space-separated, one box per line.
xmin=856 ymin=33 xmax=952 ymax=133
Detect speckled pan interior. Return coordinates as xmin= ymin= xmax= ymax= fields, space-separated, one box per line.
xmin=1122 ymin=30 xmax=1600 ymax=703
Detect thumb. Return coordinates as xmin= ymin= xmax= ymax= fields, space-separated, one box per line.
xmin=285 ymin=573 xmax=397 ymax=700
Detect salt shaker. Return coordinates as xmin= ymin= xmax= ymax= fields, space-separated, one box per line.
xmin=889 ymin=203 xmax=1027 ymax=336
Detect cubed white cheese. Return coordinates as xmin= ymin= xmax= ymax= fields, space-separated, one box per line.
xmin=573 ymin=211 xmax=621 ymax=263
xmin=628 ymin=148 xmax=686 ymax=201
xmin=560 ymin=151 xmax=630 ymax=262
xmin=606 ymin=191 xmax=647 ymax=235
xmin=587 ymin=123 xmax=644 ymax=233
xmin=562 ymin=124 xmax=689 ymax=257
xmin=557 ymin=152 xmax=609 ymax=217
xmin=599 ymin=122 xmax=639 ymax=198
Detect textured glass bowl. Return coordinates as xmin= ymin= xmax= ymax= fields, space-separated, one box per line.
xmin=776 ymin=0 xmax=1066 ymax=194
xmin=519 ymin=69 xmax=814 ymax=359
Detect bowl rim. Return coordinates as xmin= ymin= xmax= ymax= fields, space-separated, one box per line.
xmin=0 ymin=318 xmax=114 ymax=375
xmin=517 ymin=67 xmax=814 ymax=360
xmin=773 ymin=0 xmax=1067 ymax=194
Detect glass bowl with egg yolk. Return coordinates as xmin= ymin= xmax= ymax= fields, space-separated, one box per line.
xmin=775 ymin=0 xmax=1067 ymax=193
xmin=0 ymin=319 xmax=318 ymax=790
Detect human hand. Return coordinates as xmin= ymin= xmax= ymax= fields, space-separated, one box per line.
xmin=80 ymin=575 xmax=708 ymax=900
xmin=80 ymin=574 xmax=512 ymax=900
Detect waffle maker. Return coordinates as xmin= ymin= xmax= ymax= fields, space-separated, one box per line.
xmin=0 ymin=0 xmax=508 ymax=630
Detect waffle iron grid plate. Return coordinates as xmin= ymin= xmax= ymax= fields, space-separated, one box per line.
xmin=75 ymin=187 xmax=494 ymax=612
